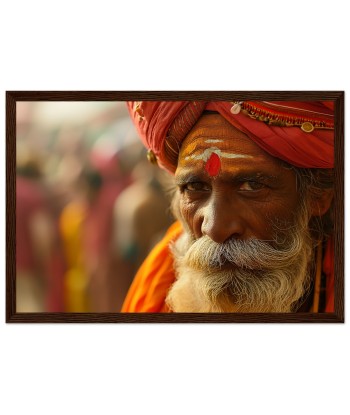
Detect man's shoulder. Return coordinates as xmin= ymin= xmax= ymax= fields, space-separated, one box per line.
xmin=121 ymin=222 xmax=183 ymax=312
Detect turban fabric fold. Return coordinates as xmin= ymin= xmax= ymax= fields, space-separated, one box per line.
xmin=127 ymin=100 xmax=334 ymax=173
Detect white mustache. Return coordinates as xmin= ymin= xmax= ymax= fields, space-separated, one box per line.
xmin=183 ymin=234 xmax=306 ymax=271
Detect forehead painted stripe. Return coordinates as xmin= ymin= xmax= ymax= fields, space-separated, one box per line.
xmin=184 ymin=147 xmax=253 ymax=162
xmin=205 ymin=139 xmax=223 ymax=143
xmin=221 ymin=152 xmax=253 ymax=159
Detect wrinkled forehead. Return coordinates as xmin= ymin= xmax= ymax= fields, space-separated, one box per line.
xmin=177 ymin=114 xmax=272 ymax=170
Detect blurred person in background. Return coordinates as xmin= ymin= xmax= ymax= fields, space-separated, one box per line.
xmin=112 ymin=152 xmax=174 ymax=310
xmin=59 ymin=165 xmax=104 ymax=312
xmin=86 ymin=140 xmax=174 ymax=312
xmin=83 ymin=149 xmax=133 ymax=312
xmin=59 ymin=147 xmax=134 ymax=312
xmin=16 ymin=147 xmax=56 ymax=312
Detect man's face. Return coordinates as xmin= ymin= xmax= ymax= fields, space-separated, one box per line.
xmin=168 ymin=114 xmax=313 ymax=313
xmin=175 ymin=114 xmax=300 ymax=243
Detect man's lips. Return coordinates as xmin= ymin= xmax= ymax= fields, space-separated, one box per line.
xmin=207 ymin=261 xmax=238 ymax=271
xmin=207 ymin=260 xmax=261 ymax=271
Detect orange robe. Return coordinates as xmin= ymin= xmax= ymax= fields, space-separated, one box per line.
xmin=122 ymin=222 xmax=335 ymax=313
xmin=122 ymin=222 xmax=182 ymax=312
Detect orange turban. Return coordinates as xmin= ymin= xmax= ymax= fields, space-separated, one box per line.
xmin=127 ymin=101 xmax=334 ymax=173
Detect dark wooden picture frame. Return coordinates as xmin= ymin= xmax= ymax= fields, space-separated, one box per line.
xmin=6 ymin=91 xmax=344 ymax=323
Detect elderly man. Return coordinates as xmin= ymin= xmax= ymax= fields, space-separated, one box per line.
xmin=122 ymin=100 xmax=334 ymax=313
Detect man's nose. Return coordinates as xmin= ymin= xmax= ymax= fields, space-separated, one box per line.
xmin=200 ymin=195 xmax=245 ymax=244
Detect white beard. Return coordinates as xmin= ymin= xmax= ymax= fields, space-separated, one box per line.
xmin=165 ymin=221 xmax=314 ymax=313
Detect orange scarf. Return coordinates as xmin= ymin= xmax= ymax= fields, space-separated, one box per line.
xmin=121 ymin=222 xmax=335 ymax=313
xmin=122 ymin=222 xmax=182 ymax=312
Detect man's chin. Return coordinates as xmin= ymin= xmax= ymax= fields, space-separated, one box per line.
xmin=166 ymin=265 xmax=258 ymax=313
xmin=166 ymin=261 xmax=310 ymax=313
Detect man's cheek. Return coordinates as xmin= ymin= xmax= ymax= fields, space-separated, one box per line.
xmin=179 ymin=200 xmax=203 ymax=235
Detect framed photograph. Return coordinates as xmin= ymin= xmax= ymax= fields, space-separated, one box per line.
xmin=6 ymin=91 xmax=344 ymax=323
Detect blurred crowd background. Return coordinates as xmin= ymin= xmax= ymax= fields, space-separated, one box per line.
xmin=16 ymin=102 xmax=175 ymax=312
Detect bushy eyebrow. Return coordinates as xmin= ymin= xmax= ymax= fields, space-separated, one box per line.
xmin=175 ymin=173 xmax=204 ymax=186
xmin=175 ymin=170 xmax=279 ymax=186
xmin=232 ymin=172 xmax=279 ymax=184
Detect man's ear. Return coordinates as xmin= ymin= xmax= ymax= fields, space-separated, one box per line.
xmin=309 ymin=189 xmax=334 ymax=217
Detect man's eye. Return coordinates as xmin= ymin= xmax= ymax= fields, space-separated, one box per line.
xmin=183 ymin=182 xmax=210 ymax=192
xmin=239 ymin=181 xmax=265 ymax=191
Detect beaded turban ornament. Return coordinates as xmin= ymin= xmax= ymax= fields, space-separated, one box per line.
xmin=127 ymin=101 xmax=334 ymax=173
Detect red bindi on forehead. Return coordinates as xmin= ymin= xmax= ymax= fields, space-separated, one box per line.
xmin=205 ymin=152 xmax=221 ymax=177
